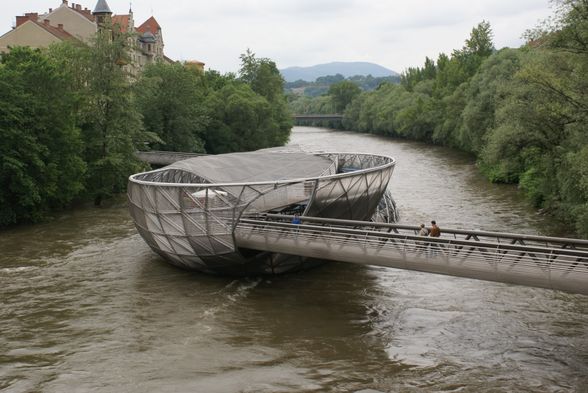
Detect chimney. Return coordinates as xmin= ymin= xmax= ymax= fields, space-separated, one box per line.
xmin=15 ymin=16 xmax=27 ymax=27
xmin=44 ymin=19 xmax=50 ymax=25
xmin=25 ymin=12 xmax=39 ymax=21
xmin=58 ymin=24 xmax=64 ymax=30
xmin=76 ymin=4 xmax=82 ymax=10
xmin=62 ymin=0 xmax=68 ymax=5
xmin=49 ymin=8 xmax=53 ymax=12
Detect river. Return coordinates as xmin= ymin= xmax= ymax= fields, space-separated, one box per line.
xmin=1 ymin=126 xmax=587 ymax=393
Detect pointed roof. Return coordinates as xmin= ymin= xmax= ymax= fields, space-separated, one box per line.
xmin=112 ymin=14 xmax=130 ymax=32
xmin=93 ymin=0 xmax=112 ymax=15
xmin=137 ymin=16 xmax=160 ymax=34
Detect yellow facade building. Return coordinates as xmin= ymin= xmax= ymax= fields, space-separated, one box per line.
xmin=0 ymin=0 xmax=205 ymax=74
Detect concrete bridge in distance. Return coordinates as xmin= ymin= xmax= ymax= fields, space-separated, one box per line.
xmin=293 ymin=114 xmax=344 ymax=122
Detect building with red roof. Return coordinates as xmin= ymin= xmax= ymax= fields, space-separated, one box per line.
xmin=0 ymin=0 xmax=197 ymax=75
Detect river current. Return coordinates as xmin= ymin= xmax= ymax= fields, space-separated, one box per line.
xmin=1 ymin=126 xmax=587 ymax=392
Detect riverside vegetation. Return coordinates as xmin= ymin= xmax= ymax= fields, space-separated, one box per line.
xmin=0 ymin=26 xmax=290 ymax=226
xmin=289 ymin=0 xmax=588 ymax=238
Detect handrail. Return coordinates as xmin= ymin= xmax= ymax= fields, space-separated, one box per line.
xmin=237 ymin=218 xmax=588 ymax=259
xmin=259 ymin=214 xmax=588 ymax=248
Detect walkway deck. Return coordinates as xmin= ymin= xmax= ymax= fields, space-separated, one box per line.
xmin=235 ymin=214 xmax=588 ymax=295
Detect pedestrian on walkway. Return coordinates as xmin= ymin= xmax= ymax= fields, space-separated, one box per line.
xmin=429 ymin=220 xmax=441 ymax=237
xmin=418 ymin=224 xmax=429 ymax=236
xmin=428 ymin=220 xmax=442 ymax=257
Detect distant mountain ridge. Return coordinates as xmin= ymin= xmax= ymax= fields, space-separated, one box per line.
xmin=280 ymin=61 xmax=398 ymax=82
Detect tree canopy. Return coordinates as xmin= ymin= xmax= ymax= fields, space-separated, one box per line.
xmin=0 ymin=47 xmax=85 ymax=225
xmin=0 ymin=41 xmax=293 ymax=226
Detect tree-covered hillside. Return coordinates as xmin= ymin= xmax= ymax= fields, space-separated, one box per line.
xmin=286 ymin=73 xmax=400 ymax=97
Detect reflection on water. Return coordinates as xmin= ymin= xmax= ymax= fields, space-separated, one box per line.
xmin=0 ymin=127 xmax=587 ymax=393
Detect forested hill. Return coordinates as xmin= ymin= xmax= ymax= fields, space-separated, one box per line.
xmin=280 ymin=61 xmax=398 ymax=82
xmin=286 ymin=73 xmax=400 ymax=97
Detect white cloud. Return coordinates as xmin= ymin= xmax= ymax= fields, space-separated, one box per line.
xmin=1 ymin=0 xmax=554 ymax=73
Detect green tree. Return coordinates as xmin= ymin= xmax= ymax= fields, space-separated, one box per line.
xmin=136 ymin=62 xmax=208 ymax=153
xmin=77 ymin=30 xmax=152 ymax=205
xmin=480 ymin=1 xmax=588 ymax=235
xmin=328 ymin=80 xmax=362 ymax=112
xmin=205 ymin=83 xmax=275 ymax=153
xmin=238 ymin=49 xmax=292 ymax=147
xmin=0 ymin=47 xmax=85 ymax=225
xmin=457 ymin=48 xmax=523 ymax=154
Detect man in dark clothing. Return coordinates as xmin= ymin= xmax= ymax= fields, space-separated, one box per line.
xmin=429 ymin=220 xmax=441 ymax=237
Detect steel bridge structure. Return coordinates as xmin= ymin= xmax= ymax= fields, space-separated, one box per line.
xmin=129 ymin=149 xmax=588 ymax=296
xmin=235 ymin=214 xmax=588 ymax=296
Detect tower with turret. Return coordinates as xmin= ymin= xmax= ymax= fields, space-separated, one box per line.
xmin=92 ymin=0 xmax=112 ymax=28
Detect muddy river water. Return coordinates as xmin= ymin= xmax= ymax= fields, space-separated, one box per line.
xmin=1 ymin=127 xmax=587 ymax=392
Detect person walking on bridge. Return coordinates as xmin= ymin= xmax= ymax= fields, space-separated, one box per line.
xmin=429 ymin=220 xmax=441 ymax=237
xmin=428 ymin=220 xmax=441 ymax=257
xmin=418 ymin=224 xmax=429 ymax=236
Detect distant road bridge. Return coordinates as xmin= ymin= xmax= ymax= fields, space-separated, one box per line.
xmin=293 ymin=114 xmax=344 ymax=122
xmin=236 ymin=214 xmax=588 ymax=296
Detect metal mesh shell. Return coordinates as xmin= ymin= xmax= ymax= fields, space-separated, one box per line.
xmin=128 ymin=151 xmax=396 ymax=274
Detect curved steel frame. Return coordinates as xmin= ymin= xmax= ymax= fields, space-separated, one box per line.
xmin=128 ymin=152 xmax=396 ymax=273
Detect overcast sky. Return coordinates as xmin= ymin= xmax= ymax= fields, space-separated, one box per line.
xmin=2 ymin=0 xmax=554 ymax=74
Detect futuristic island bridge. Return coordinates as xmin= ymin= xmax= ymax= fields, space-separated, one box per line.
xmin=128 ymin=150 xmax=588 ymax=296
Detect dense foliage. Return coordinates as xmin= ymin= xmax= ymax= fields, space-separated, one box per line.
xmin=0 ymin=47 xmax=84 ymax=225
xmin=76 ymin=31 xmax=152 ymax=206
xmin=0 ymin=37 xmax=291 ymax=225
xmin=135 ymin=62 xmax=207 ymax=153
xmin=285 ymin=73 xmax=399 ymax=97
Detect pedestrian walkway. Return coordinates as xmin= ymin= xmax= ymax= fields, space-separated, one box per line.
xmin=235 ymin=214 xmax=588 ymax=295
